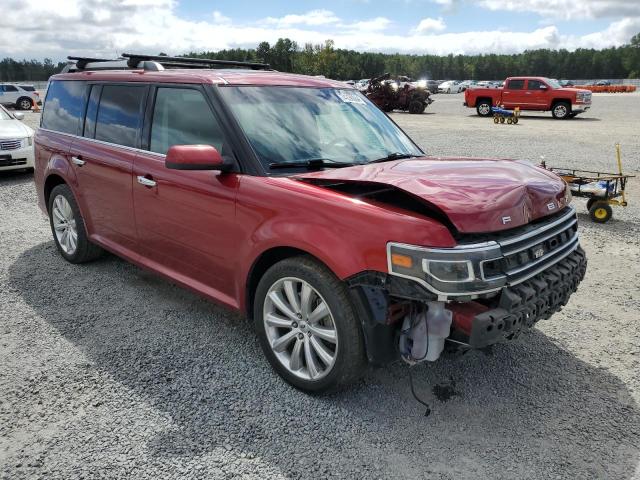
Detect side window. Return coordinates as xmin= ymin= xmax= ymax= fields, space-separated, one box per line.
xmin=506 ymin=79 xmax=525 ymax=90
xmin=19 ymin=85 xmax=36 ymax=92
xmin=150 ymin=87 xmax=224 ymax=155
xmin=4 ymin=85 xmax=18 ymax=92
xmin=41 ymin=80 xmax=87 ymax=135
xmin=83 ymin=85 xmax=101 ymax=138
xmin=528 ymin=80 xmax=543 ymax=90
xmin=95 ymin=85 xmax=145 ymax=148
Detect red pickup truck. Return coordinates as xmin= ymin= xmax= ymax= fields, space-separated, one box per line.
xmin=464 ymin=77 xmax=592 ymax=119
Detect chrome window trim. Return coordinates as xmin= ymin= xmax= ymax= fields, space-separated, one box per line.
xmin=38 ymin=128 xmax=166 ymax=158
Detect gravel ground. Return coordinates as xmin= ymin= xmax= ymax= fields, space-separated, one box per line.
xmin=1 ymin=95 xmax=639 ymax=479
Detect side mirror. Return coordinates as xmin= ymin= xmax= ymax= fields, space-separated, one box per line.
xmin=165 ymin=145 xmax=230 ymax=171
xmin=13 ymin=112 xmax=24 ymax=120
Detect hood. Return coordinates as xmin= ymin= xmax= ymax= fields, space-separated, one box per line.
xmin=560 ymin=87 xmax=591 ymax=95
xmin=295 ymin=157 xmax=569 ymax=233
xmin=0 ymin=119 xmax=31 ymax=139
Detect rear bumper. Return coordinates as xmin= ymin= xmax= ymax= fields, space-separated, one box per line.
xmin=450 ymin=247 xmax=587 ymax=348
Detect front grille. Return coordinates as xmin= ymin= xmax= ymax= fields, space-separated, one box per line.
xmin=0 ymin=158 xmax=27 ymax=167
xmin=481 ymin=206 xmax=579 ymax=285
xmin=0 ymin=139 xmax=22 ymax=150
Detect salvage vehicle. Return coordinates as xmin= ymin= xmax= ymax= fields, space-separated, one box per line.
xmin=0 ymin=104 xmax=34 ymax=172
xmin=366 ymin=73 xmax=433 ymax=113
xmin=465 ymin=77 xmax=592 ymax=119
xmin=34 ymin=54 xmax=586 ymax=392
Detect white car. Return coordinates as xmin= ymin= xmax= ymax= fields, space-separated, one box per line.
xmin=0 ymin=105 xmax=34 ymax=172
xmin=437 ymin=80 xmax=464 ymax=93
xmin=0 ymin=83 xmax=41 ymax=110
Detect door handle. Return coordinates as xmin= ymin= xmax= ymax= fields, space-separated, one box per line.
xmin=137 ymin=175 xmax=157 ymax=187
xmin=71 ymin=156 xmax=85 ymax=166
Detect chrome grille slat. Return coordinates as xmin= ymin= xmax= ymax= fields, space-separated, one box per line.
xmin=479 ymin=206 xmax=580 ymax=287
xmin=0 ymin=139 xmax=22 ymax=151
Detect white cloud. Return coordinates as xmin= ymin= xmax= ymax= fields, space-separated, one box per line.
xmin=0 ymin=2 xmax=637 ymax=61
xmin=212 ymin=11 xmax=231 ymax=25
xmin=414 ymin=17 xmax=446 ymax=33
xmin=260 ymin=9 xmax=340 ymax=27
xmin=478 ymin=0 xmax=640 ymax=20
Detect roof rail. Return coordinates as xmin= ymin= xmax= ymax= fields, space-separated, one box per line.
xmin=121 ymin=53 xmax=271 ymax=70
xmin=62 ymin=54 xmax=271 ymax=73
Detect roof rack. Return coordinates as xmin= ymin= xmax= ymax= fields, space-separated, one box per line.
xmin=62 ymin=53 xmax=271 ymax=73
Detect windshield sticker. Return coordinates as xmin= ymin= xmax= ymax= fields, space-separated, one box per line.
xmin=336 ymin=89 xmax=366 ymax=105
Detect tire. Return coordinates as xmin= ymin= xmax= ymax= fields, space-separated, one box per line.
xmin=499 ymin=117 xmax=505 ymax=123
xmin=476 ymin=100 xmax=492 ymax=117
xmin=254 ymin=256 xmax=367 ymax=393
xmin=513 ymin=117 xmax=519 ymax=124
xmin=48 ymin=184 xmax=104 ymax=263
xmin=408 ymin=100 xmax=424 ymax=114
xmin=552 ymin=101 xmax=571 ymax=119
xmin=586 ymin=197 xmax=598 ymax=210
xmin=16 ymin=97 xmax=33 ymax=110
xmin=589 ymin=202 xmax=613 ymax=223
xmin=507 ymin=117 xmax=513 ymax=124
xmin=493 ymin=116 xmax=499 ymax=124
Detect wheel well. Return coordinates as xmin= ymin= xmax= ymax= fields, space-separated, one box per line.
xmin=16 ymin=96 xmax=33 ymax=105
xmin=245 ymin=246 xmax=322 ymax=320
xmin=552 ymin=99 xmax=571 ymax=108
xmin=44 ymin=174 xmax=66 ymax=211
xmin=477 ymin=97 xmax=493 ymax=106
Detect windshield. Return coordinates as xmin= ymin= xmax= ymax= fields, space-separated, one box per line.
xmin=218 ymin=86 xmax=422 ymax=171
xmin=546 ymin=78 xmax=561 ymax=89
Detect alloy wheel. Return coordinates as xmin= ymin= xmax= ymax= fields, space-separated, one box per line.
xmin=263 ymin=277 xmax=338 ymax=381
xmin=52 ymin=194 xmax=78 ymax=255
xmin=478 ymin=103 xmax=490 ymax=115
xmin=19 ymin=99 xmax=31 ymax=110
xmin=554 ymin=104 xmax=568 ymax=118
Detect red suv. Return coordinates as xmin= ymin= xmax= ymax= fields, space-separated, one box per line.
xmin=34 ymin=54 xmax=586 ymax=392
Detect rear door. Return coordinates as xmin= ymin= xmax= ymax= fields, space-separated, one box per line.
xmin=70 ymin=83 xmax=147 ymax=251
xmin=132 ymin=85 xmax=240 ymax=306
xmin=501 ymin=79 xmax=527 ymax=108
xmin=0 ymin=85 xmax=20 ymax=105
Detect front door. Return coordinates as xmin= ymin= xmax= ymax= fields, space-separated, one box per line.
xmin=71 ymin=83 xmax=147 ymax=251
xmin=132 ymin=85 xmax=241 ymax=308
xmin=525 ymin=79 xmax=550 ymax=109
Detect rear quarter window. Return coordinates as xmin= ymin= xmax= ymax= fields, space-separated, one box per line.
xmin=41 ymin=80 xmax=87 ymax=135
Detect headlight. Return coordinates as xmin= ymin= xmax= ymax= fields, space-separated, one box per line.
xmin=387 ymin=242 xmax=506 ymax=298
xmin=417 ymin=80 xmax=427 ymax=88
xmin=22 ymin=137 xmax=33 ymax=147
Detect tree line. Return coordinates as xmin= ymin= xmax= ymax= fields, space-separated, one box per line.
xmin=2 ymin=33 xmax=639 ymax=81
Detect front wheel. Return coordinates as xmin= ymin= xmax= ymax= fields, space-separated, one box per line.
xmin=48 ymin=184 xmax=104 ymax=263
xmin=589 ymin=202 xmax=613 ymax=223
xmin=476 ymin=100 xmax=492 ymax=117
xmin=552 ymin=102 xmax=571 ymax=119
xmin=408 ymin=100 xmax=424 ymax=114
xmin=254 ymin=257 xmax=366 ymax=393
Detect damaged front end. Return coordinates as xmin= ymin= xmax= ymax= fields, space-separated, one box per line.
xmin=347 ymin=206 xmax=587 ymax=365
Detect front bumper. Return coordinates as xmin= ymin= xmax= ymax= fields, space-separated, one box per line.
xmin=572 ymin=104 xmax=590 ymax=114
xmin=450 ymin=247 xmax=587 ymax=348
xmin=0 ymin=145 xmax=34 ymax=171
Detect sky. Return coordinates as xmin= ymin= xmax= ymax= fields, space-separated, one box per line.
xmin=0 ymin=0 xmax=639 ymax=61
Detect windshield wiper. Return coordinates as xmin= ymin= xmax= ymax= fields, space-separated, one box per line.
xmin=269 ymin=158 xmax=359 ymax=170
xmin=368 ymin=152 xmax=418 ymax=164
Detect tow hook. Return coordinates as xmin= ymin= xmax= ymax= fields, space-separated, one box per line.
xmin=399 ymin=301 xmax=453 ymax=364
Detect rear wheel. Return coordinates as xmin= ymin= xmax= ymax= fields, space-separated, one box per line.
xmin=589 ymin=202 xmax=612 ymax=223
xmin=254 ymin=256 xmax=366 ymax=392
xmin=476 ymin=100 xmax=492 ymax=117
xmin=48 ymin=184 xmax=104 ymax=263
xmin=408 ymin=100 xmax=424 ymax=114
xmin=17 ymin=97 xmax=33 ymax=110
xmin=552 ymin=101 xmax=571 ymax=119
xmin=499 ymin=117 xmax=505 ymax=123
